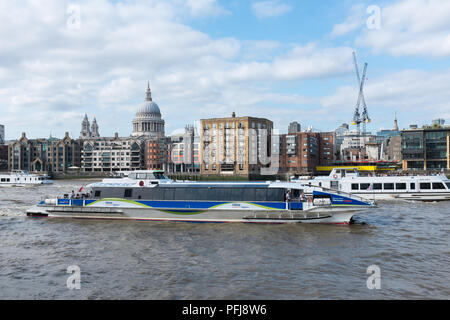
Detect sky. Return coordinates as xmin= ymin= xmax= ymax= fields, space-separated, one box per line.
xmin=1 ymin=0 xmax=449 ymax=140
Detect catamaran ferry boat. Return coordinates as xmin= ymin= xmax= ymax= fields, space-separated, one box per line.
xmin=291 ymin=168 xmax=450 ymax=201
xmin=27 ymin=170 xmax=375 ymax=225
xmin=0 ymin=170 xmax=53 ymax=186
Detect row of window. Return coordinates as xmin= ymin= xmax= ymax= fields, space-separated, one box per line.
xmin=95 ymin=186 xmax=286 ymax=202
xmin=351 ymin=182 xmax=449 ymax=191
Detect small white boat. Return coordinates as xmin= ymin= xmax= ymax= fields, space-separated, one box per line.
xmin=291 ymin=168 xmax=450 ymax=201
xmin=0 ymin=170 xmax=53 ymax=186
xmin=27 ymin=170 xmax=375 ymax=225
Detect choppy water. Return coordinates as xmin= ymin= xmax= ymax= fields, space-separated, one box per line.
xmin=0 ymin=180 xmax=449 ymax=299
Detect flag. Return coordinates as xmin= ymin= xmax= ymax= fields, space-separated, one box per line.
xmin=367 ymin=183 xmax=372 ymax=191
xmin=78 ymin=186 xmax=84 ymax=193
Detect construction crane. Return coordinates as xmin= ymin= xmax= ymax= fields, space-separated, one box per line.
xmin=351 ymin=51 xmax=371 ymax=146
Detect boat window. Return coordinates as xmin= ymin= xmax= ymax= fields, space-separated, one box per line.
xmin=351 ymin=183 xmax=359 ymax=190
xmin=137 ymin=173 xmax=148 ymax=179
xmin=432 ymin=182 xmax=446 ymax=190
xmin=255 ymin=188 xmax=267 ymax=201
xmin=94 ymin=190 xmax=101 ymax=197
xmin=373 ymin=183 xmax=382 ymax=190
xmin=124 ymin=189 xmax=133 ymax=198
xmin=216 ymin=188 xmax=232 ymax=201
xmin=153 ymin=172 xmax=168 ymax=180
xmin=360 ymin=183 xmax=371 ymax=190
xmin=129 ymin=173 xmax=137 ymax=179
xmin=383 ymin=183 xmax=394 ymax=190
xmin=410 ymin=183 xmax=415 ymax=190
xmin=446 ymin=183 xmax=450 ymax=189
xmin=419 ymin=183 xmax=431 ymax=190
xmin=231 ymin=188 xmax=244 ymax=201
xmin=396 ymin=183 xmax=406 ymax=190
xmin=1 ymin=178 xmax=5 ymax=182
xmin=184 ymin=188 xmax=199 ymax=200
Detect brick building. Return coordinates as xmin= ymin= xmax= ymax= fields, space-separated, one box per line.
xmin=200 ymin=113 xmax=273 ymax=176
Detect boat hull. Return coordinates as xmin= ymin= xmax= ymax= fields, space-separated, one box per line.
xmin=27 ymin=203 xmax=361 ymax=225
xmin=325 ymin=192 xmax=450 ymax=201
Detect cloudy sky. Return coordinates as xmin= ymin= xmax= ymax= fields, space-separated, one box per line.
xmin=1 ymin=0 xmax=449 ymax=140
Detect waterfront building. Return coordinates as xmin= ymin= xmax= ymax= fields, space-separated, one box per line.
xmin=46 ymin=132 xmax=81 ymax=172
xmin=144 ymin=136 xmax=170 ymax=171
xmin=132 ymin=82 xmax=165 ymax=138
xmin=288 ymin=122 xmax=301 ymax=134
xmin=0 ymin=124 xmax=4 ymax=145
xmin=402 ymin=124 xmax=450 ymax=170
xmin=365 ymin=141 xmax=380 ymax=161
xmin=334 ymin=123 xmax=349 ymax=155
xmin=382 ymin=135 xmax=402 ymax=161
xmin=279 ymin=131 xmax=336 ymax=174
xmin=0 ymin=145 xmax=8 ymax=170
xmin=8 ymin=132 xmax=80 ymax=172
xmin=80 ymin=133 xmax=144 ymax=172
xmin=168 ymin=125 xmax=201 ymax=173
xmin=200 ymin=113 xmax=273 ymax=176
xmin=339 ymin=130 xmax=376 ymax=161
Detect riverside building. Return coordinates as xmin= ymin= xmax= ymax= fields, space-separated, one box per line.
xmin=168 ymin=125 xmax=201 ymax=173
xmin=0 ymin=124 xmax=4 ymax=144
xmin=279 ymin=130 xmax=336 ymax=175
xmin=200 ymin=113 xmax=273 ymax=176
xmin=80 ymin=133 xmax=144 ymax=172
xmin=402 ymin=122 xmax=450 ymax=170
xmin=8 ymin=132 xmax=80 ymax=172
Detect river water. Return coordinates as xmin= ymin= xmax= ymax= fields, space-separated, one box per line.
xmin=0 ymin=180 xmax=448 ymax=300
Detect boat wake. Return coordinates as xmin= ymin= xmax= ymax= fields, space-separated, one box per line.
xmin=0 ymin=208 xmax=26 ymax=217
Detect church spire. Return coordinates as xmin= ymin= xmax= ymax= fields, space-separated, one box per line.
xmin=146 ymin=81 xmax=152 ymax=101
xmin=393 ymin=112 xmax=399 ymax=131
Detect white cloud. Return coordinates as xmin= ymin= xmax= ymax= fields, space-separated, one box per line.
xmin=0 ymin=0 xmax=357 ymax=139
xmin=320 ymin=68 xmax=450 ymax=129
xmin=330 ymin=4 xmax=366 ymax=37
xmin=251 ymin=0 xmax=292 ymax=19
xmin=185 ymin=0 xmax=230 ymax=17
xmin=343 ymin=0 xmax=450 ymax=57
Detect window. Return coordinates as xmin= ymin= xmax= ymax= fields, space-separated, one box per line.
xmin=373 ymin=183 xmax=382 ymax=190
xmin=420 ymin=183 xmax=431 ymax=190
xmin=94 ymin=190 xmax=101 ymax=197
xmin=432 ymin=182 xmax=446 ymax=190
xmin=410 ymin=183 xmax=416 ymax=190
xmin=351 ymin=184 xmax=359 ymax=190
xmin=384 ymin=183 xmax=394 ymax=190
xmin=360 ymin=183 xmax=371 ymax=190
xmin=396 ymin=183 xmax=406 ymax=190
xmin=124 ymin=189 xmax=133 ymax=198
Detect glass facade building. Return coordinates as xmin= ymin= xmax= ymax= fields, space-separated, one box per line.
xmin=401 ymin=128 xmax=450 ymax=170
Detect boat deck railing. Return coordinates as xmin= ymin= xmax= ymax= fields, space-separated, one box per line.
xmin=311 ymin=185 xmax=374 ymax=204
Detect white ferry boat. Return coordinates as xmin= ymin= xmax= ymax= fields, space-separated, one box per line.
xmin=291 ymin=168 xmax=450 ymax=201
xmin=27 ymin=170 xmax=375 ymax=225
xmin=0 ymin=170 xmax=53 ymax=186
